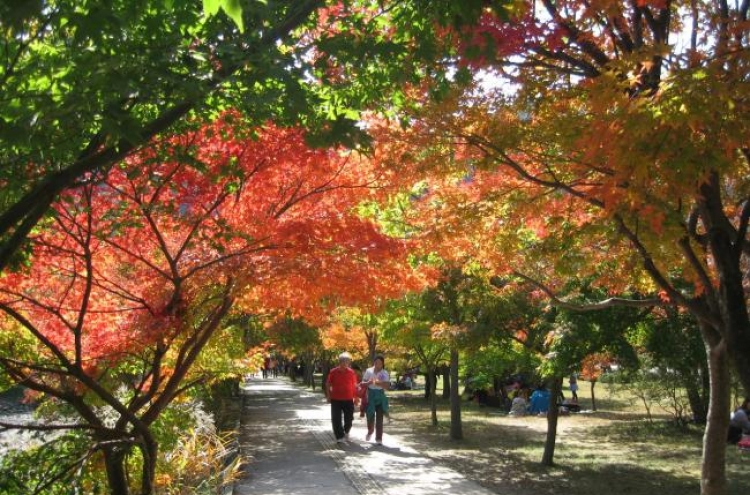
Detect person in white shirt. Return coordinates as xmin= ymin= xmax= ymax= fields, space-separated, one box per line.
xmin=362 ymin=355 xmax=390 ymax=445
xmin=509 ymin=389 xmax=528 ymax=417
xmin=728 ymin=397 xmax=750 ymax=444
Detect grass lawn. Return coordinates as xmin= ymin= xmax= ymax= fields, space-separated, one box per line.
xmin=383 ymin=380 xmax=750 ymax=495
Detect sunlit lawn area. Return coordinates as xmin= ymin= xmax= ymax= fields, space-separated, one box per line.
xmin=383 ymin=380 xmax=749 ymax=495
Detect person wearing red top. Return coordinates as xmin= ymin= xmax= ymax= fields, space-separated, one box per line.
xmin=326 ymin=352 xmax=359 ymax=444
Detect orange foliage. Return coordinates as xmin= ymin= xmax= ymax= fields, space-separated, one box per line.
xmin=0 ymin=114 xmax=424 ymax=380
xmin=579 ymin=353 xmax=614 ymax=382
xmin=321 ymin=322 xmax=369 ymax=359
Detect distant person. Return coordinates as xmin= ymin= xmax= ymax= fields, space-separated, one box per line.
xmin=362 ymin=355 xmax=390 ymax=445
xmin=569 ymin=374 xmax=578 ymax=401
xmin=528 ymin=384 xmax=551 ymax=415
xmin=262 ymin=356 xmax=270 ymax=378
xmin=728 ymin=398 xmax=750 ymax=444
xmin=326 ymin=352 xmax=359 ymax=444
xmin=403 ymin=374 xmax=413 ymax=390
xmin=509 ymin=389 xmax=528 ymax=416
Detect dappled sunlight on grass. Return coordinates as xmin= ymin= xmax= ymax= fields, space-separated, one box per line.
xmin=384 ymin=386 xmax=750 ymax=495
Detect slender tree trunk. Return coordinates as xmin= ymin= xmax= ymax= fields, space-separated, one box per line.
xmin=590 ymin=380 xmax=597 ymax=411
xmin=102 ymin=445 xmax=130 ymax=495
xmin=541 ymin=377 xmax=562 ymax=466
xmin=321 ymin=363 xmax=331 ymax=397
xmin=442 ymin=365 xmax=450 ymax=400
xmin=303 ymin=353 xmax=314 ymax=389
xmin=430 ymin=369 xmax=439 ymax=426
xmin=686 ymin=377 xmax=708 ymax=424
xmin=449 ymin=348 xmax=462 ymax=440
xmin=698 ymin=321 xmax=730 ymax=495
xmin=424 ymin=372 xmax=432 ymax=400
xmin=366 ymin=331 xmax=378 ymax=362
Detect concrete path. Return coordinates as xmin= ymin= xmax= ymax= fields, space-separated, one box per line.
xmin=234 ymin=377 xmax=495 ymax=495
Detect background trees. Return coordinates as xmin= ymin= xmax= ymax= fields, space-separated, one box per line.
xmin=367 ymin=1 xmax=749 ymax=492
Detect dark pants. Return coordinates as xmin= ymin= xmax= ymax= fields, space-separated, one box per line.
xmin=367 ymin=405 xmax=384 ymax=441
xmin=330 ymin=399 xmax=354 ymax=440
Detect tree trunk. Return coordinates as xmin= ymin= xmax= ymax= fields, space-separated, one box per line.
xmin=700 ymin=175 xmax=750 ymax=397
xmin=449 ymin=348 xmax=462 ymax=440
xmin=442 ymin=365 xmax=450 ymax=400
xmin=541 ymin=377 xmax=562 ymax=466
xmin=424 ymin=372 xmax=432 ymax=400
xmin=321 ymin=362 xmax=331 ymax=396
xmin=366 ymin=331 xmax=378 ymax=362
xmin=139 ymin=433 xmax=158 ymax=495
xmin=102 ymin=445 xmax=131 ymax=495
xmin=430 ymin=369 xmax=439 ymax=426
xmin=303 ymin=353 xmax=314 ymax=389
xmin=590 ymin=380 xmax=597 ymax=411
xmin=719 ymin=280 xmax=750 ymax=397
xmin=698 ymin=321 xmax=730 ymax=495
xmin=686 ymin=376 xmax=708 ymax=424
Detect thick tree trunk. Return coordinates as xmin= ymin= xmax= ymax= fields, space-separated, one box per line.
xmin=700 ymin=175 xmax=750 ymax=397
xmin=718 ymin=267 xmax=750 ymax=397
xmin=449 ymin=348 xmax=462 ymax=440
xmin=541 ymin=377 xmax=562 ymax=466
xmin=139 ymin=433 xmax=158 ymax=495
xmin=698 ymin=322 xmax=730 ymax=495
xmin=103 ymin=445 xmax=131 ymax=495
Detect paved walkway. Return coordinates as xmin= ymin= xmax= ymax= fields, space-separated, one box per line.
xmin=233 ymin=377 xmax=495 ymax=495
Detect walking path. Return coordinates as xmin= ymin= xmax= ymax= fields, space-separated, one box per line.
xmin=234 ymin=377 xmax=495 ymax=495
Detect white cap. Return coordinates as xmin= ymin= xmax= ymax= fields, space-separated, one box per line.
xmin=338 ymin=352 xmax=352 ymax=361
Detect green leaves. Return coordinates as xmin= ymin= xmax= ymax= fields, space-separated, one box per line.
xmin=203 ymin=0 xmax=244 ymax=31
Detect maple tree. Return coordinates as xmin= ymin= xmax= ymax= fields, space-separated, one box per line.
xmin=0 ymin=116 xmax=420 ymax=494
xmin=579 ymin=353 xmax=614 ymax=412
xmin=368 ymin=0 xmax=749 ymax=491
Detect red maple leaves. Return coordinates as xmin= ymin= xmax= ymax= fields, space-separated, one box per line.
xmin=0 ymin=115 xmax=422 ymax=371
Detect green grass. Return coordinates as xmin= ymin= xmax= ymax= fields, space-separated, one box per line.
xmin=384 ymin=381 xmax=750 ymax=495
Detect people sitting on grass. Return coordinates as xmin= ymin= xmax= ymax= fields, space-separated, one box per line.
xmin=728 ymin=397 xmax=750 ymax=444
xmin=393 ymin=373 xmax=414 ymax=390
xmin=528 ymin=384 xmax=551 ymax=415
xmin=509 ymin=389 xmax=528 ymax=416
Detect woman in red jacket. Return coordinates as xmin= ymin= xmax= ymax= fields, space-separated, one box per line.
xmin=326 ymin=352 xmax=359 ymax=444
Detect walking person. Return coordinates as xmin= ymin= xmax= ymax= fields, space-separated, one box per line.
xmin=363 ymin=355 xmax=390 ymax=445
xmin=326 ymin=352 xmax=359 ymax=444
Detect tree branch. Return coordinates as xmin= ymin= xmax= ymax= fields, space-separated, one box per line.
xmin=512 ymin=271 xmax=663 ymax=311
xmin=0 ymin=0 xmax=325 ymax=274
